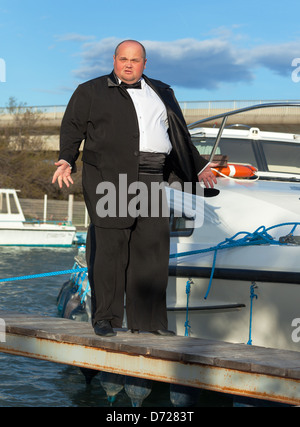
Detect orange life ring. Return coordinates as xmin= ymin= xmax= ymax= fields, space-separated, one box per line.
xmin=212 ymin=163 xmax=257 ymax=178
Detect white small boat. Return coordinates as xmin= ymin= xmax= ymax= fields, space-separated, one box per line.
xmin=0 ymin=189 xmax=76 ymax=247
xmin=57 ymin=102 xmax=300 ymax=352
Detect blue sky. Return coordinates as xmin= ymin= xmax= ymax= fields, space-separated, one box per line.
xmin=1 ymin=0 xmax=300 ymax=107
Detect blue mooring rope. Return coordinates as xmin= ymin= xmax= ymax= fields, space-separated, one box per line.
xmin=247 ymin=282 xmax=258 ymax=345
xmin=0 ymin=267 xmax=87 ymax=283
xmin=184 ymin=280 xmax=192 ymax=336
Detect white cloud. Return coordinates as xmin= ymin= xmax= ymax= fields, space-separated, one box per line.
xmin=247 ymin=41 xmax=300 ymax=76
xmin=74 ymin=37 xmax=120 ymax=74
xmin=64 ymin=35 xmax=300 ymax=90
xmin=55 ymin=33 xmax=96 ymax=43
xmin=143 ymin=38 xmax=253 ymax=89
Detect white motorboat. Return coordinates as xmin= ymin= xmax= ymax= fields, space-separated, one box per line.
xmin=57 ymin=102 xmax=300 ymax=352
xmin=0 ymin=189 xmax=76 ymax=247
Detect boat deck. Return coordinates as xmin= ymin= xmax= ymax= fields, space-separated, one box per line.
xmin=0 ymin=310 xmax=299 ymax=406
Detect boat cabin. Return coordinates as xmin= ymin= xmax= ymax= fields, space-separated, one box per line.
xmin=0 ymin=189 xmax=25 ymax=223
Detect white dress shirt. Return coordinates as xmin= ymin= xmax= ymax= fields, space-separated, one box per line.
xmin=122 ymin=78 xmax=172 ymax=154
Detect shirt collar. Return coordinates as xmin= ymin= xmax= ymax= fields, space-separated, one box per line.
xmin=107 ymin=71 xmax=146 ymax=89
xmin=117 ymin=76 xmax=144 ymax=87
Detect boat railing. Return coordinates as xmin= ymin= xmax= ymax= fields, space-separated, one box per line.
xmin=0 ymin=219 xmax=73 ymax=226
xmin=22 ymin=219 xmax=73 ymax=226
xmin=188 ymin=102 xmax=300 ymax=162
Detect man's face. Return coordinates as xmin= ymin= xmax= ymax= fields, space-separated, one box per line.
xmin=113 ymin=42 xmax=147 ymax=84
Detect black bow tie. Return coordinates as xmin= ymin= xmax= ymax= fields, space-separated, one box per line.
xmin=120 ymin=80 xmax=142 ymax=89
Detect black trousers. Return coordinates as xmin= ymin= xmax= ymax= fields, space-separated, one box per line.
xmin=86 ymin=169 xmax=170 ymax=331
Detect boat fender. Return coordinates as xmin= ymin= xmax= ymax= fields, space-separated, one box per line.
xmin=69 ymin=302 xmax=89 ymax=322
xmin=63 ymin=292 xmax=82 ymax=319
xmin=125 ymin=376 xmax=152 ymax=407
xmin=170 ymin=384 xmax=200 ymax=407
xmin=56 ymin=279 xmax=70 ymax=304
xmin=57 ymin=280 xmax=74 ymax=314
xmin=100 ymin=371 xmax=125 ymax=404
xmin=60 ymin=283 xmax=79 ymax=317
xmin=80 ymin=368 xmax=99 ymax=385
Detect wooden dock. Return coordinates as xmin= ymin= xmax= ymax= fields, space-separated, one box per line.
xmin=0 ymin=310 xmax=299 ymax=406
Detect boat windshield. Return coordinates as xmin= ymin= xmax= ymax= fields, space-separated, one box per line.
xmin=262 ymin=140 xmax=300 ymax=174
xmin=192 ymin=136 xmax=258 ymax=167
xmin=8 ymin=193 xmax=19 ymax=214
xmin=0 ymin=193 xmax=8 ymax=214
xmin=0 ymin=192 xmax=21 ymax=215
xmin=192 ymin=134 xmax=300 ymax=176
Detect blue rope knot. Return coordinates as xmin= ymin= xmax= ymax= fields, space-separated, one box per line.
xmin=249 ymin=283 xmax=258 ymax=301
xmin=247 ymin=282 xmax=258 ymax=345
xmin=184 ymin=279 xmax=193 ymax=336
xmin=186 ymin=280 xmax=191 ymax=295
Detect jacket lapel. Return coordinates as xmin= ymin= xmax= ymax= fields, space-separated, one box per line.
xmin=143 ymin=75 xmax=198 ymax=182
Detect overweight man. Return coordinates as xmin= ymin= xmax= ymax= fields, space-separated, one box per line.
xmin=52 ymin=40 xmax=217 ymax=337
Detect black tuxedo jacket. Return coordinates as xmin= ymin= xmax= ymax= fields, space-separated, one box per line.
xmin=59 ymin=72 xmax=208 ymax=228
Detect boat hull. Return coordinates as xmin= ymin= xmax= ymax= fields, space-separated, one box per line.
xmin=0 ymin=225 xmax=76 ymax=247
xmin=167 ymin=274 xmax=300 ymax=352
xmin=0 ymin=189 xmax=77 ymax=247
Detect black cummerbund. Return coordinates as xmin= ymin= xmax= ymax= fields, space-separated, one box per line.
xmin=138 ymin=152 xmax=167 ymax=174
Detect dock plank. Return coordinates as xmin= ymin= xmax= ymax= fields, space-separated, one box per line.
xmin=1 ymin=310 xmax=300 ymax=377
xmin=0 ymin=310 xmax=299 ymax=405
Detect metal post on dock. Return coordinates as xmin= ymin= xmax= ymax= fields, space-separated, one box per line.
xmin=68 ymin=195 xmax=73 ymax=224
xmin=0 ymin=318 xmax=5 ymax=343
xmin=84 ymin=206 xmax=89 ymax=228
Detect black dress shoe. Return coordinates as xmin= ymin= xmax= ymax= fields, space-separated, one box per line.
xmin=152 ymin=329 xmax=176 ymax=336
xmin=94 ymin=320 xmax=116 ymax=337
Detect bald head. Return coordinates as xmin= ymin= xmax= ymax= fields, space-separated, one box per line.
xmin=114 ymin=40 xmax=146 ymax=59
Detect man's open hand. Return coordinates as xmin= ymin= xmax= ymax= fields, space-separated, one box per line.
xmin=52 ymin=160 xmax=74 ymax=188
